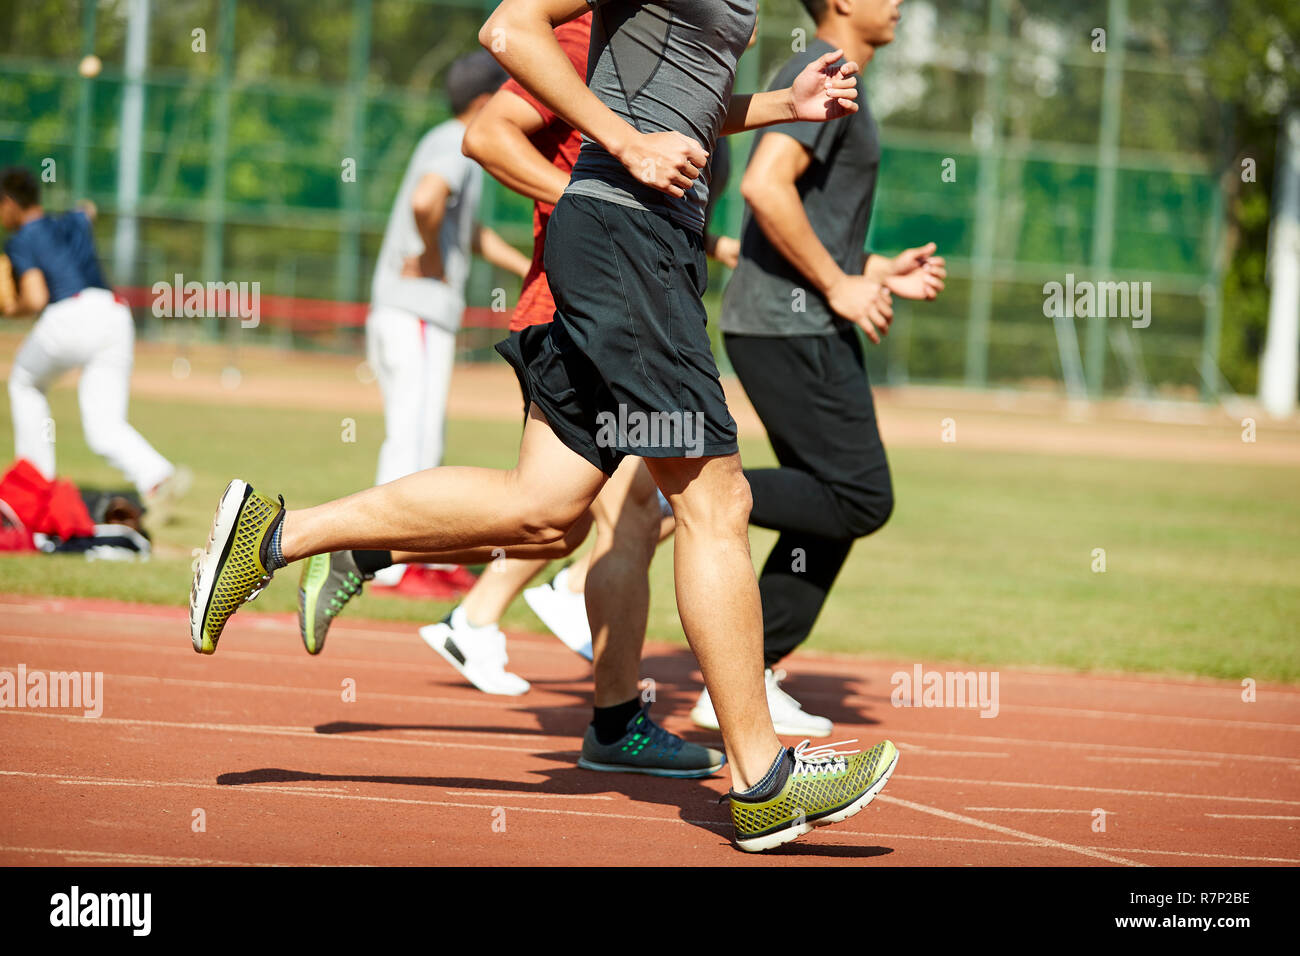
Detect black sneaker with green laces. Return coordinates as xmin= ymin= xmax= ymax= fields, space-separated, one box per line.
xmin=297 ymin=551 xmax=370 ymax=655
xmin=578 ymin=704 xmax=725 ymax=778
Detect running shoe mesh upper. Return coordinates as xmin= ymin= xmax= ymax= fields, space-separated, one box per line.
xmin=730 ymin=741 xmax=893 ymax=838
xmin=204 ymin=490 xmax=280 ymax=641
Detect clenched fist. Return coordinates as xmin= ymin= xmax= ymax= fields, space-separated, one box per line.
xmin=617 ymin=130 xmax=710 ymax=199
xmin=827 ymin=274 xmax=893 ymax=343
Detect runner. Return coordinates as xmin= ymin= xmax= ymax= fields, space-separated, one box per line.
xmin=700 ymin=0 xmax=946 ymax=738
xmin=298 ymin=13 xmax=726 ymax=780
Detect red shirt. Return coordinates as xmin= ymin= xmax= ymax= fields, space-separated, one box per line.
xmin=500 ymin=14 xmax=590 ymax=332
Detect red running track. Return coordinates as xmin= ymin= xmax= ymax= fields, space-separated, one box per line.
xmin=1 ymin=594 xmax=1297 ymax=866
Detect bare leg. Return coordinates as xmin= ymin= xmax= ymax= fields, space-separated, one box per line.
xmin=280 ymin=406 xmax=605 ymax=561
xmin=585 ymin=457 xmax=661 ymax=707
xmin=643 ymin=453 xmax=782 ymax=791
xmin=388 ymin=508 xmax=592 ymax=567
xmin=561 ymin=549 xmax=592 ymax=592
xmin=459 ymin=557 xmax=548 ymax=626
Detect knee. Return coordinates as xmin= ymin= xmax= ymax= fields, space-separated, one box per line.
xmin=8 ymin=366 xmax=39 ymax=396
xmin=841 ymin=483 xmax=894 ymax=539
xmin=674 ymin=468 xmax=752 ymax=538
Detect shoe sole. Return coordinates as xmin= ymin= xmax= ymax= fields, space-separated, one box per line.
xmin=691 ymin=706 xmax=833 ymax=739
xmin=735 ymin=747 xmax=900 ymax=853
xmin=297 ymin=554 xmax=331 ymax=655
xmin=419 ymin=623 xmax=530 ymax=696
xmin=189 ymin=479 xmax=251 ymax=655
xmin=772 ymin=718 xmax=833 ymax=738
xmin=576 ymin=757 xmax=725 ymax=779
xmin=522 ymin=585 xmax=594 ymax=662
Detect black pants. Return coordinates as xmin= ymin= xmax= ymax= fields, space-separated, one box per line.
xmin=724 ymin=326 xmax=893 ymax=668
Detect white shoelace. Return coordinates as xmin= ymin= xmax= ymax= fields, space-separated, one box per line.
xmin=791 ymin=738 xmax=860 ymax=775
xmin=246 ymin=572 xmax=273 ymax=604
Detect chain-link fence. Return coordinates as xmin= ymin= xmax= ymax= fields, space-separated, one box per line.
xmin=0 ymin=0 xmax=1228 ymax=398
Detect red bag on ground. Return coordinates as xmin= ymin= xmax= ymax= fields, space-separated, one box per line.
xmin=0 ymin=459 xmax=95 ymax=540
xmin=0 ymin=498 xmax=34 ymax=552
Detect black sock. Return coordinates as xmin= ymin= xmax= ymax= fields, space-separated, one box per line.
xmin=733 ymin=747 xmax=793 ymax=800
xmin=592 ymin=697 xmax=644 ymax=745
xmin=352 ymin=550 xmax=393 ymax=577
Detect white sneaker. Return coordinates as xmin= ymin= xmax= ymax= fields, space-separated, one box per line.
xmin=371 ymin=564 xmax=405 ymax=588
xmin=689 ymin=687 xmax=721 ymax=731
xmin=522 ymin=567 xmax=594 ymax=661
xmin=689 ymin=669 xmax=834 ymax=738
xmin=765 ymin=668 xmax=833 ymax=737
xmin=418 ymin=606 xmax=530 ymax=696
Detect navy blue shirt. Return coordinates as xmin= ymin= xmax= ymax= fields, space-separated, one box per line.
xmin=4 ymin=210 xmax=110 ymax=304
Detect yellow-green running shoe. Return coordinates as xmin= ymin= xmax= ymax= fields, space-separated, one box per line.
xmin=189 ymin=479 xmax=285 ymax=654
xmin=730 ymin=738 xmax=898 ymax=853
xmin=298 ymin=551 xmax=369 ymax=655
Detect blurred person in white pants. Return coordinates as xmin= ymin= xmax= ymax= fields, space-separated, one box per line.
xmin=366 ymin=52 xmax=530 ymax=590
xmin=2 ymin=166 xmax=177 ymax=503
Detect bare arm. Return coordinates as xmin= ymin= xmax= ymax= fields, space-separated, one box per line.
xmin=474 ymin=224 xmax=531 ymax=278
xmin=865 ymin=243 xmax=947 ymax=300
xmin=5 ymin=268 xmax=50 ymax=317
xmin=722 ymin=49 xmax=859 ymax=136
xmin=741 ymin=132 xmax=891 ymax=342
xmin=481 ymin=0 xmax=707 ymax=197
xmin=463 ymin=88 xmax=570 ymax=207
xmin=403 ymin=173 xmax=451 ymax=279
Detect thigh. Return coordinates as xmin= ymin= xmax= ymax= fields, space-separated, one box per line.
xmin=12 ymin=313 xmax=77 ymax=390
xmin=514 ymin=403 xmax=608 ymax=524
xmin=545 ymin=196 xmax=738 ymax=463
xmin=590 ymin=455 xmax=660 ymax=532
xmin=729 ymin=328 xmax=885 ymax=486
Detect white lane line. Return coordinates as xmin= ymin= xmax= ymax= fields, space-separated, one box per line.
xmin=1099 ymin=847 xmax=1300 ymax=864
xmin=0 ymin=710 xmax=554 ymax=754
xmin=941 ymin=671 xmax=1300 ymax=700
xmin=874 ymin=794 xmax=1142 ymax=866
xmin=5 ymin=771 xmax=1292 ymax=864
xmin=444 ymin=790 xmax=614 ymax=800
xmin=1002 ymin=704 xmax=1300 ymax=733
xmin=0 ymin=845 xmax=305 ymax=866
xmin=852 ymin=837 xmax=1300 ymax=868
xmin=1084 ymin=756 xmax=1221 ymax=767
xmin=896 ymin=744 xmax=1011 ymax=758
xmin=964 ymin=807 xmax=1107 ymax=814
xmin=6 ymin=712 xmax=1294 ymax=810
xmin=0 ymin=627 xmax=590 ymax=666
xmin=108 ymin=672 xmax=590 ymax=713
xmin=904 ymin=773 xmax=1300 ymax=807
xmin=0 ymin=769 xmax=730 ymax=831
xmin=1204 ymin=813 xmax=1300 ymax=821
xmin=889 ymin=729 xmax=1300 ymax=766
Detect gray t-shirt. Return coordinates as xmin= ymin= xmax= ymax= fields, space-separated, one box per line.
xmin=720 ymin=40 xmax=882 ymax=337
xmin=371 ymin=119 xmax=483 ymax=329
xmin=566 ymin=0 xmax=757 ymax=233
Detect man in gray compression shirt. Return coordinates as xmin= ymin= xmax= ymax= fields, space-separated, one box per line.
xmin=566 ymin=0 xmax=755 ymax=231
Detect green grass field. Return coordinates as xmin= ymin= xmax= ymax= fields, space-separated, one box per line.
xmin=1 ymin=382 xmax=1298 ymax=682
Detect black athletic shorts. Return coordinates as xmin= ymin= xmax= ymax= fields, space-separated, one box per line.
xmin=496 ymin=193 xmax=739 ymax=476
